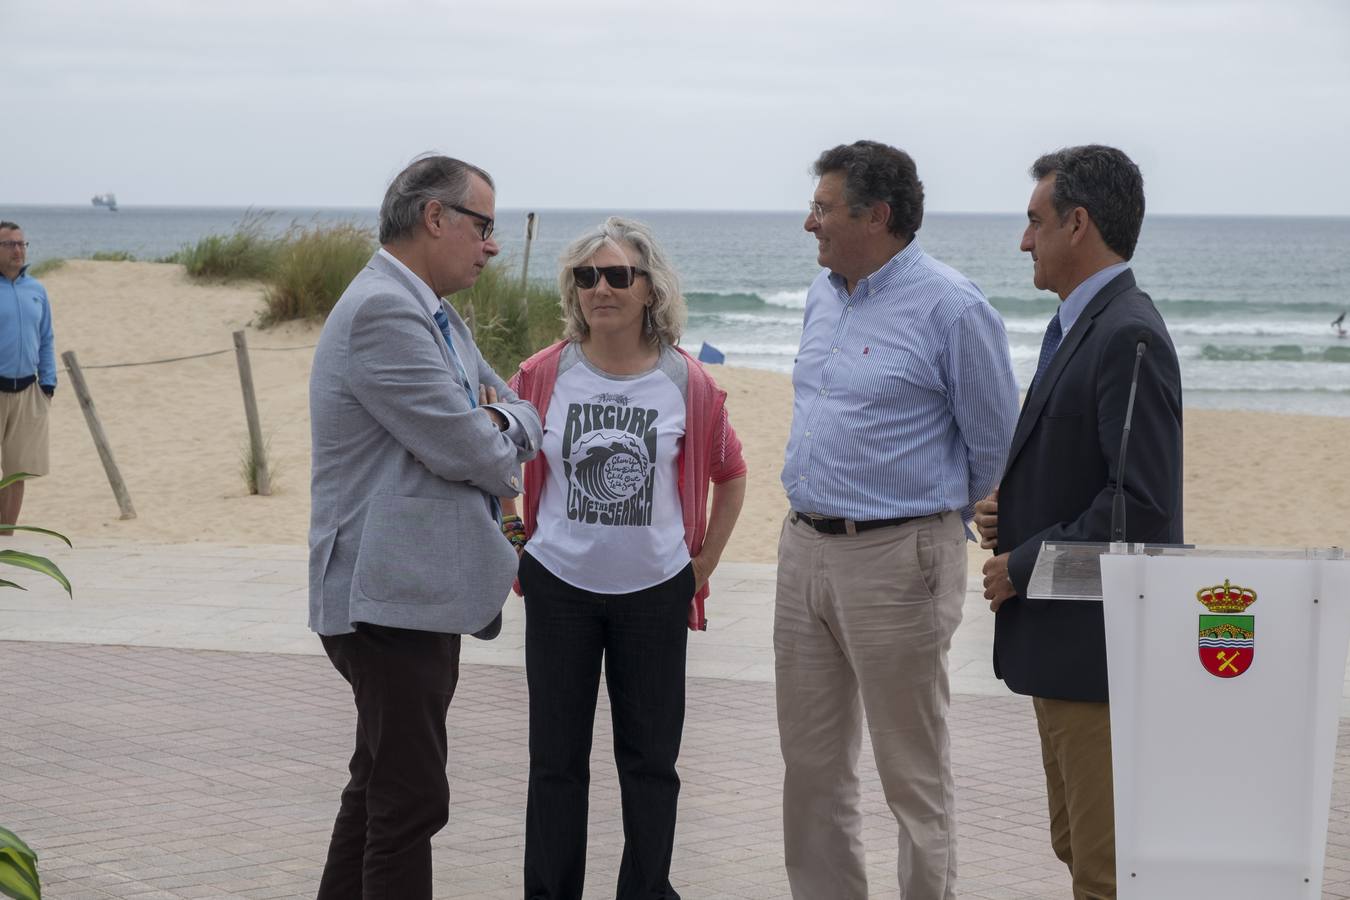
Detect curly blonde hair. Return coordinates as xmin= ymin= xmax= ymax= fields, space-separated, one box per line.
xmin=557 ymin=217 xmax=687 ymax=345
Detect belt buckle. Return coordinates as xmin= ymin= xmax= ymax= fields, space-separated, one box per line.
xmin=794 ymin=512 xmax=825 ymax=533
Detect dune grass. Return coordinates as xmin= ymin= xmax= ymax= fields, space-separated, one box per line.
xmin=172 ymin=212 xmax=374 ymax=323
xmin=259 ymin=223 xmax=375 ymax=324
xmin=172 ymin=212 xmax=563 ymax=370
xmin=89 ymin=250 xmax=136 ymax=262
xmin=28 ymin=258 xmax=66 ymax=278
xmin=239 ymin=433 xmax=279 ymax=495
xmin=176 ymin=211 xmax=283 ymax=281
xmin=450 ymin=265 xmax=563 ymax=376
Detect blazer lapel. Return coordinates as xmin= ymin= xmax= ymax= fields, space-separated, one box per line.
xmin=1004 ymin=270 xmax=1137 ymax=473
xmin=366 ymin=251 xmax=463 ymax=374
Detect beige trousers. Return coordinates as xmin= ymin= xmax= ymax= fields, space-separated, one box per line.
xmin=0 ymin=384 xmax=50 ymax=478
xmin=1034 ymin=697 xmax=1116 ymax=900
xmin=774 ymin=510 xmax=966 ymax=900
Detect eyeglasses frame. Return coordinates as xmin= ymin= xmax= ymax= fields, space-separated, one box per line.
xmin=445 ymin=204 xmax=495 ymax=241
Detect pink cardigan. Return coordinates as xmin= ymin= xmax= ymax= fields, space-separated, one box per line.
xmin=509 ymin=341 xmax=747 ymax=630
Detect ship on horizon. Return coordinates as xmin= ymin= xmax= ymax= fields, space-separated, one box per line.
xmin=91 ymin=193 xmax=119 ymax=211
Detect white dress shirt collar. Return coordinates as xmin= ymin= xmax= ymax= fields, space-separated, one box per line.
xmin=378 ymin=247 xmax=441 ymax=317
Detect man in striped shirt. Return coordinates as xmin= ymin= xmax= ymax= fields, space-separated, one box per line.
xmin=775 ymin=141 xmax=1018 ymax=900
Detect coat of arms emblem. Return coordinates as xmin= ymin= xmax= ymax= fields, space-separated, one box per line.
xmin=1197 ymin=579 xmax=1256 ymax=678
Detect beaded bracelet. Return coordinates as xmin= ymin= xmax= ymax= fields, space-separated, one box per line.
xmin=501 ymin=514 xmax=527 ymax=549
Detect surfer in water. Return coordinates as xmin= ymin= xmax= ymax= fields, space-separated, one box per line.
xmin=1334 ymin=311 xmax=1346 ymax=338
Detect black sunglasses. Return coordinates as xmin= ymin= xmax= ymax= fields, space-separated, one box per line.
xmin=572 ymin=265 xmax=648 ymax=290
xmin=447 ymin=204 xmax=495 ymax=241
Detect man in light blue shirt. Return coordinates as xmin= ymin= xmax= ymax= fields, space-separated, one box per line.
xmin=775 ymin=141 xmax=1018 ymax=900
xmin=0 ymin=222 xmax=56 ymax=534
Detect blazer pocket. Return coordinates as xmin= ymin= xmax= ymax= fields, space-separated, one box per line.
xmin=355 ymin=493 xmax=471 ymax=606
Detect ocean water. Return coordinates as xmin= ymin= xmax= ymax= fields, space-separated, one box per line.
xmin=8 ymin=204 xmax=1350 ymax=416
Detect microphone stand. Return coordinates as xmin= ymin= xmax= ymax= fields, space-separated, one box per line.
xmin=1110 ymin=335 xmax=1149 ymax=547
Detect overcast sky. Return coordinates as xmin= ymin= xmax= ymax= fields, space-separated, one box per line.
xmin=7 ymin=0 xmax=1349 ymax=215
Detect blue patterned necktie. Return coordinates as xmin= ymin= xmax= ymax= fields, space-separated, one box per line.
xmin=1030 ymin=311 xmax=1064 ymax=394
xmin=432 ymin=305 xmax=501 ymax=524
xmin=432 ymin=306 xmax=475 ymax=406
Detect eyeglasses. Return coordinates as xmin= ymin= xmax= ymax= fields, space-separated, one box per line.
xmin=0 ymin=241 xmax=28 ymax=250
xmin=572 ymin=265 xmax=648 ymax=290
xmin=447 ymin=204 xmax=494 ymax=241
xmin=808 ymin=201 xmax=843 ymax=221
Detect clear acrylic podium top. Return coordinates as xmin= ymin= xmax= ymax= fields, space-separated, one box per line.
xmin=1027 ymin=542 xmax=1346 ymax=601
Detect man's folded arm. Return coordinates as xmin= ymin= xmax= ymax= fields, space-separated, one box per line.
xmin=472 ymin=348 xmax=542 ymax=461
xmin=347 ymin=296 xmax=527 ymax=495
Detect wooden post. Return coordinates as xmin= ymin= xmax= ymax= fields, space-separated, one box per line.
xmin=232 ymin=331 xmax=271 ymax=496
xmin=519 ymin=212 xmax=537 ymax=315
xmin=61 ymin=350 xmax=136 ymax=520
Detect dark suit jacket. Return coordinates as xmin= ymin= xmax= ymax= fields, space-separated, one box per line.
xmin=993 ymin=269 xmax=1183 ymax=702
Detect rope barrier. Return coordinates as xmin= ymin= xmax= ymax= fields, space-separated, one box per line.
xmin=57 ymin=343 xmax=316 ymax=372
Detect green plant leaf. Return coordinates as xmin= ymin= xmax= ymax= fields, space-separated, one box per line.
xmin=0 ymin=867 xmax=40 ymax=900
xmin=0 ymin=473 xmax=34 ymax=492
xmin=0 ymin=580 xmax=26 ymax=591
xmin=0 ymin=526 xmax=71 ymax=547
xmin=0 ymin=851 xmax=39 ymax=900
xmin=0 ymin=827 xmax=39 ymax=900
xmin=0 ymin=830 xmax=34 ymax=863
xmin=0 ymin=852 xmax=36 ymax=884
xmin=0 ymin=551 xmax=71 ymax=596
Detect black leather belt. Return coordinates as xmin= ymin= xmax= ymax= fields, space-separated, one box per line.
xmin=790 ymin=511 xmax=922 ymax=536
xmin=0 ymin=375 xmax=35 ymax=393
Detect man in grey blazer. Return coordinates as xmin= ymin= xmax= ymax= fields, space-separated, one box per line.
xmin=308 ymin=154 xmax=541 ymax=899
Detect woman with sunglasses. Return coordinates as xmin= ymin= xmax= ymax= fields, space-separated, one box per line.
xmin=502 ymin=216 xmax=747 ymax=899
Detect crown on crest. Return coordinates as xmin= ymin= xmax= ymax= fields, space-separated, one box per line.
xmin=1196 ymin=579 xmax=1257 ymax=613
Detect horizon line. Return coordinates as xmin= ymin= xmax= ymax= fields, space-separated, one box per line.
xmin=4 ymin=202 xmax=1350 ymax=221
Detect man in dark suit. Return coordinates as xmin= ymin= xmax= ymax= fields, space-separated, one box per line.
xmin=975 ymin=145 xmax=1183 ymax=900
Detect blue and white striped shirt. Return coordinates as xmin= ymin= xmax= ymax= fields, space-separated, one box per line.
xmin=781 ymin=241 xmax=1018 ymax=523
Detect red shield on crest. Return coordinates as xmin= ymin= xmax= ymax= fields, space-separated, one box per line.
xmin=1198 ymin=615 xmax=1254 ymax=678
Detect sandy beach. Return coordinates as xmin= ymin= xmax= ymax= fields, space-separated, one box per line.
xmin=24 ymin=260 xmax=1350 ymax=569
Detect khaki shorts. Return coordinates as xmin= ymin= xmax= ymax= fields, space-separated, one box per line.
xmin=0 ymin=384 xmax=51 ymax=478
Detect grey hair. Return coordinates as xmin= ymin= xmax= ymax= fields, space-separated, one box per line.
xmin=378 ymin=154 xmax=494 ymax=244
xmin=557 ymin=217 xmax=687 ymax=346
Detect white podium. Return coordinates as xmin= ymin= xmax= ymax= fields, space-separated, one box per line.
xmin=1029 ymin=542 xmax=1350 ymax=899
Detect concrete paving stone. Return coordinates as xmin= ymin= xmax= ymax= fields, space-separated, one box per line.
xmin=50 ymin=888 xmax=119 ymax=900
xmin=0 ymin=641 xmax=1309 ymax=898
xmin=7 ymin=543 xmax=1350 ymax=896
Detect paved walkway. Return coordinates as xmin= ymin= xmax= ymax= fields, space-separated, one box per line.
xmin=3 ymin=540 xmax=1350 ymax=898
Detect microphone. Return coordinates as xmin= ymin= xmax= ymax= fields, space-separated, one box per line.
xmin=1111 ymin=331 xmax=1151 ymax=543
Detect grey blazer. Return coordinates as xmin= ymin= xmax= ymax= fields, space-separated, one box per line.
xmin=308 ymin=253 xmax=542 ymax=636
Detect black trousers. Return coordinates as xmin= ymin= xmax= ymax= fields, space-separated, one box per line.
xmin=317 ymin=623 xmax=461 ymax=900
xmin=521 ymin=551 xmax=693 ymax=900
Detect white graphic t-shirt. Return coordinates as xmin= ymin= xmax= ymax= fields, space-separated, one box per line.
xmin=528 ymin=342 xmax=690 ymax=594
